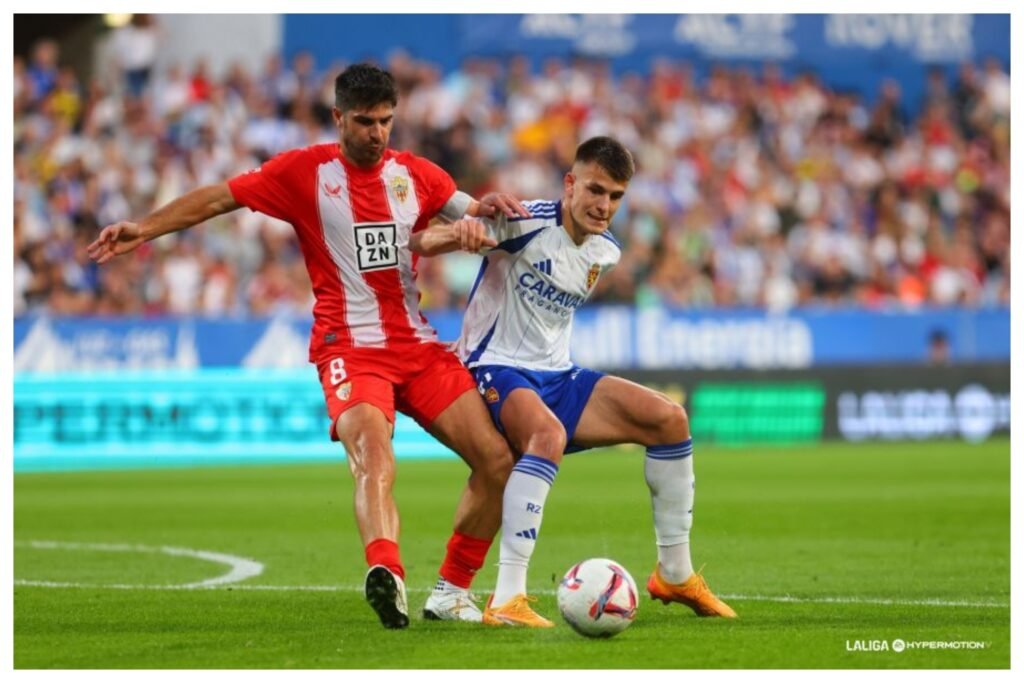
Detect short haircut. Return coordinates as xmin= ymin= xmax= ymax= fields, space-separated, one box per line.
xmin=334 ymin=63 xmax=398 ymax=111
xmin=574 ymin=136 xmax=635 ymax=183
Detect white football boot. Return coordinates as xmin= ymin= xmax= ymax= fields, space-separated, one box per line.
xmin=422 ymin=584 xmax=483 ymax=622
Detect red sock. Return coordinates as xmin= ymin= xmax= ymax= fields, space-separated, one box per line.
xmin=439 ymin=532 xmax=493 ymax=589
xmin=365 ymin=538 xmax=405 ymax=581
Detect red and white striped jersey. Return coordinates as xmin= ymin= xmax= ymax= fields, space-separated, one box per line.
xmin=228 ymin=144 xmax=466 ymax=361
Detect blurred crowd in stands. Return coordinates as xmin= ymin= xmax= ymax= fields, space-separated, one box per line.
xmin=13 ymin=18 xmax=1011 ymax=318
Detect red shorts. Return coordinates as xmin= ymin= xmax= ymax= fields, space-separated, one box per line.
xmin=314 ymin=342 xmax=476 ymax=440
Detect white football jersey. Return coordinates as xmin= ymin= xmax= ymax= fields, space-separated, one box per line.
xmin=456 ymin=199 xmax=621 ymax=371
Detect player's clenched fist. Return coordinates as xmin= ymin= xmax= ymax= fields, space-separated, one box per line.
xmin=86 ymin=221 xmax=146 ymax=264
xmin=452 ymin=219 xmax=498 ymax=253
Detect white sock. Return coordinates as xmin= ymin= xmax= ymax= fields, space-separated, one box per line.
xmin=492 ymin=454 xmax=558 ymax=606
xmin=645 ymin=440 xmax=695 ymax=584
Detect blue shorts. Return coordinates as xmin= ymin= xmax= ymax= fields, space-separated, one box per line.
xmin=472 ymin=365 xmax=605 ymax=453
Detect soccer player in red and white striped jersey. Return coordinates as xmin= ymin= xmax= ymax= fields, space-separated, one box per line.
xmin=88 ymin=63 xmax=529 ymax=629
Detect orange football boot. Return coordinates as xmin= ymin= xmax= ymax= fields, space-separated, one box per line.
xmin=482 ymin=594 xmax=555 ymax=627
xmin=647 ymin=566 xmax=737 ymax=618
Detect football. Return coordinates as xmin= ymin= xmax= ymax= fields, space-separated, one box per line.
xmin=557 ymin=558 xmax=639 ymax=638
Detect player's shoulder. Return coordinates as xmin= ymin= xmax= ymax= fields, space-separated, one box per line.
xmin=389 ymin=149 xmax=447 ymax=177
xmin=597 ymin=230 xmax=622 ymax=251
xmin=513 ymin=199 xmax=562 ymax=223
xmin=589 ymin=230 xmax=622 ymax=265
xmin=495 ymin=200 xmax=561 ymax=240
xmin=267 ymin=143 xmax=337 ymax=167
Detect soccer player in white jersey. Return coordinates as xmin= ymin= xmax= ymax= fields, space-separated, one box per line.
xmin=411 ymin=136 xmax=736 ymax=626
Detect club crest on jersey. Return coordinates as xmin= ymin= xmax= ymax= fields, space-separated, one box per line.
xmin=586 ymin=263 xmax=601 ymax=291
xmin=336 ymin=382 xmax=352 ymax=401
xmin=485 ymin=387 xmax=500 ymax=404
xmin=390 ymin=175 xmax=410 ymax=203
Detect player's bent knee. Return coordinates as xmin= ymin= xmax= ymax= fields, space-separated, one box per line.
xmin=525 ymin=425 xmax=567 ymax=461
xmin=483 ymin=455 xmax=513 ymax=490
xmin=640 ymin=397 xmax=690 ymax=444
xmin=468 ymin=434 xmax=514 ymax=488
xmin=660 ymin=402 xmax=690 ymax=442
xmin=491 ymin=441 xmax=516 ymax=481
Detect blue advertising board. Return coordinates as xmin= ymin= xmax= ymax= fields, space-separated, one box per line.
xmin=283 ymin=14 xmax=1009 ymax=111
xmin=12 ymin=307 xmax=1010 ymax=373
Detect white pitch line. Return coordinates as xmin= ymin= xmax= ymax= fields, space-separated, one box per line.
xmin=715 ymin=593 xmax=1009 ymax=609
xmin=15 ymin=539 xmax=1007 ymax=609
xmin=15 ymin=540 xmax=264 ymax=588
xmin=12 ymin=579 xmax=1008 ymax=609
xmin=158 ymin=546 xmax=265 ymax=588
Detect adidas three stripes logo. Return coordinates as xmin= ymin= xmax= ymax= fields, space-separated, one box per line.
xmin=515 ymin=528 xmax=538 ymax=540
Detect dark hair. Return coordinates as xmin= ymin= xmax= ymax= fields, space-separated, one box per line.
xmin=334 ymin=63 xmax=398 ymax=111
xmin=574 ymin=136 xmax=635 ymax=183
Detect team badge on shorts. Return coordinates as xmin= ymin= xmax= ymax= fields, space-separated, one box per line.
xmin=336 ymin=382 xmax=352 ymax=401
xmin=390 ymin=175 xmax=410 ymax=203
xmin=586 ymin=263 xmax=601 ymax=291
xmin=485 ymin=387 xmax=500 ymax=404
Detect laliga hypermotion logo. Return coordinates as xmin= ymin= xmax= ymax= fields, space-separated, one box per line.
xmin=390 ymin=175 xmax=410 ymax=203
xmin=586 ymin=263 xmax=600 ymax=291
xmin=590 ymin=563 xmax=637 ymax=621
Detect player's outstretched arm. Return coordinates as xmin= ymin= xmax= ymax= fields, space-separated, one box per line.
xmin=408 ymin=218 xmax=497 ymax=257
xmin=87 ymin=182 xmax=240 ymax=264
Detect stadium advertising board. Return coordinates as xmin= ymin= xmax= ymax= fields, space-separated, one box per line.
xmin=13 ymin=364 xmax=1007 ymax=472
xmin=620 ymin=364 xmax=1009 ymax=445
xmin=13 ymin=307 xmax=1010 ymax=372
xmin=284 ymin=14 xmax=1009 ymax=112
xmin=13 ymin=370 xmax=444 ymax=472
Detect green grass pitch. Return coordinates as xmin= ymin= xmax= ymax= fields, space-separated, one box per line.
xmin=14 ymin=439 xmax=1009 ymax=668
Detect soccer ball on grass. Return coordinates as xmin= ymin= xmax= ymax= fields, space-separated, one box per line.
xmin=556 ymin=558 xmax=638 ymax=638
